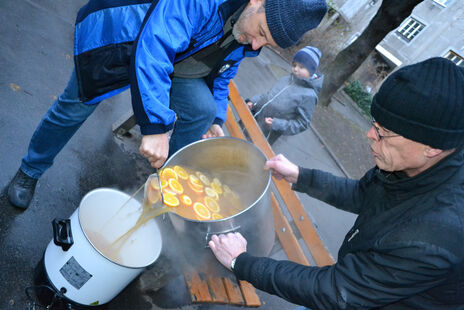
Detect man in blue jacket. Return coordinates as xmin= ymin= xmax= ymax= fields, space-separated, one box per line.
xmin=7 ymin=0 xmax=328 ymax=209
xmin=210 ymin=58 xmax=464 ymax=308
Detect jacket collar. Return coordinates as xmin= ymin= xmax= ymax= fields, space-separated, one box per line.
xmin=219 ymin=0 xmax=248 ymax=26
xmin=374 ymin=147 xmax=464 ymax=200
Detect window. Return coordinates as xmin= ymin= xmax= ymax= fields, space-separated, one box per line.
xmin=432 ymin=0 xmax=450 ymax=7
xmin=445 ymin=50 xmax=464 ymax=67
xmin=397 ymin=18 xmax=425 ymax=42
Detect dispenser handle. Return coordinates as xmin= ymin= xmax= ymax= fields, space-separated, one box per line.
xmin=204 ymin=226 xmax=241 ymax=248
xmin=52 ymin=219 xmax=74 ymax=251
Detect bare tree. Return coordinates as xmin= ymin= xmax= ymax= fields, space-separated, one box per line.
xmin=319 ymin=0 xmax=423 ymax=106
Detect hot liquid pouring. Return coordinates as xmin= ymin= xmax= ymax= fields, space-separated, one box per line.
xmin=85 ymin=165 xmax=247 ymax=264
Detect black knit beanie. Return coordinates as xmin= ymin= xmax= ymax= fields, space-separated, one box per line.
xmin=265 ymin=0 xmax=328 ymax=48
xmin=371 ymin=57 xmax=464 ymax=150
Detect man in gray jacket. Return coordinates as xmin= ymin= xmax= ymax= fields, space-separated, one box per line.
xmin=210 ymin=57 xmax=464 ymax=308
xmin=246 ymin=46 xmax=323 ymax=145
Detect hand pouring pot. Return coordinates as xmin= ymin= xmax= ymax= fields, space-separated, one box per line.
xmin=164 ymin=137 xmax=274 ymax=275
xmin=38 ymin=188 xmax=162 ymax=307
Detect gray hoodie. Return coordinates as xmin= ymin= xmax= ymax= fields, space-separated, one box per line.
xmin=249 ymin=73 xmax=323 ymax=137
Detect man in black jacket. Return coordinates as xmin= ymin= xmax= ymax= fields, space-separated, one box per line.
xmin=209 ymin=57 xmax=464 ymax=309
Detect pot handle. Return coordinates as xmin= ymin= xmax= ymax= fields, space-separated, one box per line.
xmin=204 ymin=226 xmax=241 ymax=248
xmin=52 ymin=219 xmax=74 ymax=251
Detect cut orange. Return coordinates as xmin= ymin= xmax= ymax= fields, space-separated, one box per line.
xmin=180 ymin=194 xmax=192 ymax=206
xmin=162 ymin=192 xmax=179 ymax=208
xmin=188 ymin=174 xmax=204 ymax=193
xmin=193 ymin=202 xmax=211 ymax=219
xmin=174 ymin=165 xmax=188 ymax=180
xmin=199 ymin=174 xmax=211 ymax=186
xmin=163 ymin=187 xmax=177 ymax=195
xmin=146 ymin=187 xmax=160 ymax=204
xmin=204 ymin=196 xmax=220 ymax=213
xmin=212 ymin=213 xmax=224 ymax=220
xmin=223 ymin=184 xmax=231 ymax=193
xmin=168 ymin=178 xmax=184 ymax=194
xmin=161 ymin=167 xmax=177 ymax=181
xmin=150 ymin=177 xmax=167 ymax=190
xmin=204 ymin=187 xmax=218 ymax=200
xmin=211 ymin=182 xmax=223 ymax=194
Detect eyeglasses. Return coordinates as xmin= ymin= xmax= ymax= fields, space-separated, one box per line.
xmin=371 ymin=118 xmax=400 ymax=140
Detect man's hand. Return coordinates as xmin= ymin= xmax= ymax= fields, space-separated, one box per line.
xmin=265 ymin=154 xmax=299 ymax=184
xmin=209 ymin=232 xmax=247 ymax=271
xmin=202 ymin=124 xmax=224 ymax=139
xmin=265 ymin=117 xmax=273 ymax=126
xmin=139 ymin=133 xmax=170 ymax=168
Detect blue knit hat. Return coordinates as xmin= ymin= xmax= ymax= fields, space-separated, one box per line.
xmin=371 ymin=57 xmax=464 ymax=150
xmin=265 ymin=0 xmax=328 ymax=48
xmin=293 ymin=46 xmax=322 ymax=74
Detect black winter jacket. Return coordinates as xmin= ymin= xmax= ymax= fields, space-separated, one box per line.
xmin=234 ymin=148 xmax=464 ymax=309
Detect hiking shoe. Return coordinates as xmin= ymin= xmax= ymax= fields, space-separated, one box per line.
xmin=8 ymin=169 xmax=38 ymax=209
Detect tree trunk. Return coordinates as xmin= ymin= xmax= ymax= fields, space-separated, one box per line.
xmin=319 ymin=0 xmax=423 ymax=106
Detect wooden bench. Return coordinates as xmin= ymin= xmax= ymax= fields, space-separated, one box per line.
xmin=113 ymin=81 xmax=334 ymax=307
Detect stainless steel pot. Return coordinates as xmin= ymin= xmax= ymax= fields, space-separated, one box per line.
xmin=164 ymin=137 xmax=274 ymax=275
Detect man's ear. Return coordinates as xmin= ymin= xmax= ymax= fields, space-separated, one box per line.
xmin=424 ymin=146 xmax=443 ymax=158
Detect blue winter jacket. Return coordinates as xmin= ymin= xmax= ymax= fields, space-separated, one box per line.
xmin=74 ymin=0 xmax=259 ymax=134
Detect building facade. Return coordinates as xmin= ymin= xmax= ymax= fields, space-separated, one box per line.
xmin=376 ymin=0 xmax=464 ymax=68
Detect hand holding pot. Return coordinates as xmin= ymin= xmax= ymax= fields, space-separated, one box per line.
xmin=202 ymin=124 xmax=224 ymax=139
xmin=139 ymin=133 xmax=170 ymax=168
xmin=265 ymin=154 xmax=299 ymax=184
xmin=209 ymin=232 xmax=247 ymax=271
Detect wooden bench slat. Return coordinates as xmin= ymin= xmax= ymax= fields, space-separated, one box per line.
xmin=223 ymin=277 xmax=245 ymax=305
xmin=228 ymin=81 xmax=334 ymax=267
xmin=271 ymin=193 xmax=310 ymax=266
xmin=239 ymin=280 xmax=262 ymax=307
xmin=206 ymin=277 xmax=229 ymax=303
xmin=184 ymin=270 xmax=213 ymax=303
xmin=225 ymin=106 xmax=246 ymax=139
xmin=274 ymin=179 xmax=334 ymax=266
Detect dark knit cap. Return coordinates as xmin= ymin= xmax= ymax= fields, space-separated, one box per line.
xmin=371 ymin=57 xmax=464 ymax=150
xmin=293 ymin=46 xmax=321 ymax=74
xmin=265 ymin=0 xmax=328 ymax=48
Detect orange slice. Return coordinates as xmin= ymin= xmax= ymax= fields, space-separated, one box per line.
xmin=162 ymin=192 xmax=179 ymax=208
xmin=188 ymin=174 xmax=204 ymax=193
xmin=163 ymin=187 xmax=177 ymax=195
xmin=146 ymin=187 xmax=160 ymax=204
xmin=199 ymin=174 xmax=211 ymax=186
xmin=212 ymin=213 xmax=224 ymax=220
xmin=204 ymin=196 xmax=220 ymax=213
xmin=212 ymin=178 xmax=222 ymax=186
xmin=161 ymin=167 xmax=177 ymax=181
xmin=168 ymin=178 xmax=184 ymax=194
xmin=204 ymin=187 xmax=218 ymax=200
xmin=174 ymin=165 xmax=188 ymax=180
xmin=223 ymin=184 xmax=231 ymax=193
xmin=150 ymin=177 xmax=167 ymax=190
xmin=193 ymin=202 xmax=211 ymax=219
xmin=180 ymin=194 xmax=192 ymax=206
xmin=211 ymin=182 xmax=223 ymax=194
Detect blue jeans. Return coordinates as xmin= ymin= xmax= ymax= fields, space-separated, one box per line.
xmin=21 ymin=72 xmax=216 ymax=179
xmin=169 ymin=77 xmax=216 ymax=156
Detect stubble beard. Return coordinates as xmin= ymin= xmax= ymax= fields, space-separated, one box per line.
xmin=232 ymin=6 xmax=256 ymax=44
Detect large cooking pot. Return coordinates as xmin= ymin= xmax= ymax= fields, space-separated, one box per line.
xmin=164 ymin=137 xmax=274 ymax=274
